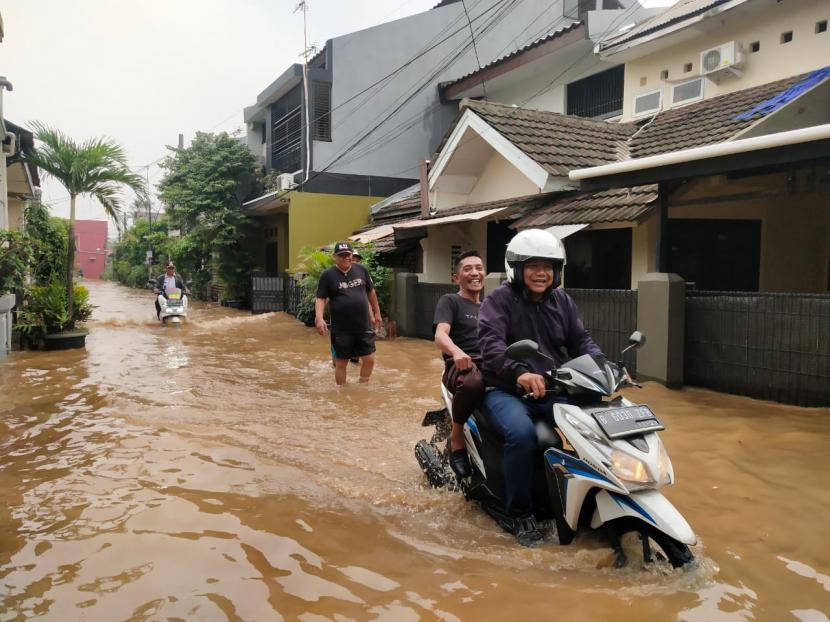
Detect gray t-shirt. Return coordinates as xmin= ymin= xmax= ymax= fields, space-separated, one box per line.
xmin=433 ymin=293 xmax=481 ymax=359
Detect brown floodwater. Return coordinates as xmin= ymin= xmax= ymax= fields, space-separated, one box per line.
xmin=0 ymin=280 xmax=828 ymax=621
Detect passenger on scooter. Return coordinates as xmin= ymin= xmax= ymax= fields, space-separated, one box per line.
xmin=478 ymin=229 xmax=603 ymax=546
xmin=433 ymin=250 xmax=486 ymax=479
xmin=154 ymin=262 xmax=188 ymax=320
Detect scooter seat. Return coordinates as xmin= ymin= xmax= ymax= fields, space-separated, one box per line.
xmin=535 ymin=420 xmax=562 ymax=451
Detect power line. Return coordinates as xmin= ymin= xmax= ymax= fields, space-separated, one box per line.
xmin=461 ymin=0 xmax=488 ymax=100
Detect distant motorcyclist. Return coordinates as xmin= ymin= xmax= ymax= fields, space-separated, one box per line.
xmin=477 ymin=229 xmax=603 ymax=546
xmin=154 ymin=262 xmax=188 ymax=320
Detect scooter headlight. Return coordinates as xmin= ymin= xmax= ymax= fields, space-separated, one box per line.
xmin=656 ymin=438 xmax=673 ymax=485
xmin=563 ymin=413 xmax=605 ymax=444
xmin=609 ymin=450 xmax=654 ymax=485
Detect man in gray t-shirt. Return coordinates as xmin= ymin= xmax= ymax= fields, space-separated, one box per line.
xmin=433 ymin=250 xmax=486 ymax=478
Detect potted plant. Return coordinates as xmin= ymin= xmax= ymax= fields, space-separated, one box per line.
xmin=15 ymin=281 xmax=94 ymax=350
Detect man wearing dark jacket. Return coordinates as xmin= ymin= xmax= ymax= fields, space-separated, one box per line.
xmin=478 ymin=229 xmax=602 ymax=546
xmin=154 ymin=262 xmax=187 ymax=319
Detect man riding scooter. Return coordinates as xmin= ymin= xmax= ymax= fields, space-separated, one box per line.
xmin=478 ymin=229 xmax=604 ymax=546
xmin=153 ymin=262 xmax=188 ymax=320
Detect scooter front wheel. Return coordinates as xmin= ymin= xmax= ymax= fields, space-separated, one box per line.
xmin=610 ymin=518 xmax=694 ymax=568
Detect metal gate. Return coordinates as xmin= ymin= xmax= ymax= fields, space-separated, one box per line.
xmin=685 ymin=291 xmax=830 ymax=407
xmin=568 ymin=289 xmax=639 ymax=373
xmin=251 ymin=271 xmax=285 ymax=314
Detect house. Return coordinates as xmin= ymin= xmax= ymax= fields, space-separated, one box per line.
xmin=73 ymin=220 xmax=108 ymax=280
xmin=1 ymin=14 xmax=42 ymax=358
xmin=241 ymin=0 xmax=656 ymax=274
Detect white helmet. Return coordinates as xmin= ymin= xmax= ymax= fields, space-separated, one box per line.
xmin=504 ymin=229 xmax=567 ymax=289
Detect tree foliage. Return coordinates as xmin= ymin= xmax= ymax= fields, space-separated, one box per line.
xmin=157 ymin=132 xmax=257 ymax=302
xmin=21 ymin=122 xmax=145 ymax=326
xmin=24 ymin=201 xmax=69 ymax=286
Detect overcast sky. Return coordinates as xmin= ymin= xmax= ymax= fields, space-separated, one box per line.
xmin=1 ymin=0 xmax=677 ymax=226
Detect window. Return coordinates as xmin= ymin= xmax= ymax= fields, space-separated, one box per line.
xmin=671 ymin=78 xmax=704 ymax=107
xmin=632 ymin=89 xmax=662 ymax=117
xmin=563 ymin=228 xmax=632 ymax=289
xmin=566 ymin=65 xmax=624 ymax=118
xmin=750 ymin=41 xmax=760 ymax=53
xmin=684 ymin=62 xmax=693 ymax=73
xmin=271 ymin=84 xmax=302 ymax=173
xmin=781 ymin=31 xmax=793 ymax=44
xmin=312 ymin=81 xmax=332 ymax=142
xmin=817 ymin=20 xmax=828 ymax=34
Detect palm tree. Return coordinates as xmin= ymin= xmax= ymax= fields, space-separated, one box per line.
xmin=22 ymin=123 xmax=145 ymax=326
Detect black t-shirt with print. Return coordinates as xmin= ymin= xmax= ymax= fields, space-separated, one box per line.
xmin=316 ymin=264 xmax=374 ymax=333
xmin=433 ymin=293 xmax=481 ymax=359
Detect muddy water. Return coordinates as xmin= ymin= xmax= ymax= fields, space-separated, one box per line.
xmin=0 ymin=281 xmax=828 ymax=621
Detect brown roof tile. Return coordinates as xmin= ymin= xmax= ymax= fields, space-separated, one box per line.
xmin=629 ymin=72 xmax=811 ymax=158
xmin=462 ymin=100 xmax=637 ymax=176
xmin=513 ymin=185 xmax=658 ymax=228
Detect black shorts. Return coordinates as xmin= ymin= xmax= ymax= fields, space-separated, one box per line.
xmin=330 ymin=331 xmax=376 ymax=360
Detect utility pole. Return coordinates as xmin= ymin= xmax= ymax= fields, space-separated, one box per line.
xmin=295 ymin=1 xmax=312 ymax=183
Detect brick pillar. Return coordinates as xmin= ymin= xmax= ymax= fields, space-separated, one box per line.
xmin=636 ymin=273 xmax=685 ymax=388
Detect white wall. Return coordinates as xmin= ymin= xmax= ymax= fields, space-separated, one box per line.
xmin=620 ymin=0 xmax=830 ymax=121
xmin=418 ymin=220 xmax=487 ymax=284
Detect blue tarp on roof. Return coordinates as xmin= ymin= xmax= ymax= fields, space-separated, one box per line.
xmin=734 ymin=66 xmax=830 ymax=120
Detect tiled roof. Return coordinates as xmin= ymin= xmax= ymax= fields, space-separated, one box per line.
xmin=462 ymin=99 xmax=637 ymax=176
xmin=628 ymin=72 xmax=811 ymax=159
xmin=599 ymin=0 xmax=737 ymax=52
xmin=439 ymin=21 xmax=584 ymax=92
xmin=513 ymin=185 xmax=658 ymax=228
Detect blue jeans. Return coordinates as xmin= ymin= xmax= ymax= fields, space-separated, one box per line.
xmin=482 ymin=388 xmax=553 ymax=516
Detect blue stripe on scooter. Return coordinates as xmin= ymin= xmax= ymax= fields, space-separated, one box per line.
xmin=467 ymin=417 xmax=481 ymax=441
xmin=610 ymin=491 xmax=655 ymax=524
xmin=545 ymin=451 xmax=613 ymax=485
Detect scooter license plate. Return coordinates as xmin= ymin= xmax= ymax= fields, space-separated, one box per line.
xmin=591 ymin=405 xmax=664 ymax=438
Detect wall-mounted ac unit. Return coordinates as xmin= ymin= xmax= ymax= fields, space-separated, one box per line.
xmin=277 ymin=173 xmax=296 ymax=192
xmin=1 ymin=130 xmax=15 ymax=155
xmin=700 ymin=41 xmax=744 ymax=76
xmin=632 ymin=89 xmax=662 ymax=118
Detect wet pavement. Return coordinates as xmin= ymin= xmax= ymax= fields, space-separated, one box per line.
xmin=0 ymin=280 xmax=828 ymax=621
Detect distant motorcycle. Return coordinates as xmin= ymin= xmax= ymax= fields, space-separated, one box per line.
xmin=150 ymin=283 xmax=188 ymax=326
xmin=415 ymin=331 xmax=696 ymax=568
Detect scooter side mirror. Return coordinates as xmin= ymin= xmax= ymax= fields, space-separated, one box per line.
xmin=620 ymin=331 xmax=646 ymax=356
xmin=505 ymin=339 xmax=540 ymax=361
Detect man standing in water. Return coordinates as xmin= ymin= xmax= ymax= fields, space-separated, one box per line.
xmin=433 ymin=251 xmax=485 ymax=479
xmin=316 ymin=242 xmax=382 ymax=385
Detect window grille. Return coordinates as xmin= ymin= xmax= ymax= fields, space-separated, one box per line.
xmin=566 ymin=65 xmax=624 ymax=118
xmin=312 ymin=82 xmax=332 ymax=142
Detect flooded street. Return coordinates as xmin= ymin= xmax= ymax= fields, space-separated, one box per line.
xmin=1 ymin=280 xmax=828 ymax=621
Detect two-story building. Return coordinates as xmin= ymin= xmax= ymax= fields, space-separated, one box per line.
xmin=242 ymin=0 xmax=656 ymax=275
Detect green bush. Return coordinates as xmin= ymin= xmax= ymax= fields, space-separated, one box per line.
xmin=24 ymin=202 xmax=68 ymax=286
xmin=15 ymin=282 xmax=94 ymax=341
xmin=0 ymin=230 xmax=33 ymax=293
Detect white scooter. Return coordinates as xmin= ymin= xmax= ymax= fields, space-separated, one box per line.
xmin=415 ymin=331 xmax=696 ymax=567
xmin=154 ymin=286 xmax=188 ymax=326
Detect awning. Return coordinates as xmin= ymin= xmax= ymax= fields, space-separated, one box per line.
xmin=350 ymin=224 xmax=396 ymax=243
xmin=545 ymin=223 xmax=588 ymax=239
xmin=569 ymin=123 xmax=830 ymax=190
xmin=393 ymin=206 xmax=509 ymax=229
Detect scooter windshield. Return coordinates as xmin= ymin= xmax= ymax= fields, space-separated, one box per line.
xmin=165 ymin=287 xmax=182 ymax=300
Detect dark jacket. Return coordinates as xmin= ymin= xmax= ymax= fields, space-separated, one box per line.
xmin=155 ymin=273 xmax=187 ymax=294
xmin=478 ymin=283 xmax=602 ymax=393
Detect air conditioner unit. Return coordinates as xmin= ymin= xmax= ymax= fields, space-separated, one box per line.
xmin=1 ymin=130 xmax=15 ymax=155
xmin=277 ymin=173 xmax=296 ymax=192
xmin=700 ymin=41 xmax=744 ymax=77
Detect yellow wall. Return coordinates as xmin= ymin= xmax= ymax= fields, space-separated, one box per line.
xmin=630 ymin=170 xmax=830 ymax=292
xmin=620 ymin=0 xmax=830 ymax=121
xmin=287 ymin=192 xmax=382 ymax=272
